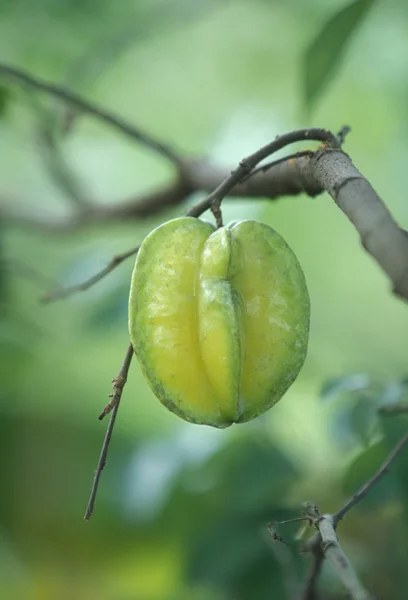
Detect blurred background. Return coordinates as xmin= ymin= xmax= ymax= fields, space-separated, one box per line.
xmin=1 ymin=0 xmax=408 ymax=598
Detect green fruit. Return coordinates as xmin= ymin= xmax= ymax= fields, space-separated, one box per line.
xmin=128 ymin=217 xmax=310 ymax=428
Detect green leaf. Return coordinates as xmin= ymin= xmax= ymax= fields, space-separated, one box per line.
xmin=320 ymin=373 xmax=370 ymax=401
xmin=349 ymin=395 xmax=378 ymax=448
xmin=0 ymin=85 xmax=11 ymax=117
xmin=342 ymin=441 xmax=397 ymax=510
xmin=377 ymin=379 xmax=408 ymax=408
xmin=203 ymin=437 xmax=298 ymax=513
xmin=187 ymin=508 xmax=298 ymax=600
xmin=303 ymin=0 xmax=376 ymax=111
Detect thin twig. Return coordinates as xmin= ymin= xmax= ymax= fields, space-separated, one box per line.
xmin=241 ymin=150 xmax=314 ymax=183
xmin=334 ymin=431 xmax=408 ymax=525
xmin=22 ymin=89 xmax=92 ymax=209
xmin=270 ymin=516 xmax=312 ymax=527
xmin=84 ymin=343 xmax=134 ymax=520
xmin=41 ymin=245 xmax=140 ymax=303
xmin=0 ymin=63 xmax=181 ymax=166
xmin=337 ymin=125 xmax=351 ymax=145
xmin=187 ymin=128 xmax=339 ymax=218
xmin=241 ymin=124 xmax=350 ymax=184
xmin=37 ymin=124 xmax=91 ymax=208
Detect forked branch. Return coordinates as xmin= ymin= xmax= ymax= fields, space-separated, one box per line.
xmin=273 ymin=429 xmax=408 ymax=600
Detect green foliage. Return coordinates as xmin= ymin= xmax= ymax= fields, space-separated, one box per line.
xmin=342 ymin=441 xmax=394 ymax=508
xmin=320 ymin=373 xmax=370 ymax=400
xmin=0 ymin=84 xmax=11 ymax=117
xmin=348 ymin=395 xmax=378 ymax=447
xmin=303 ymin=0 xmax=376 ymax=111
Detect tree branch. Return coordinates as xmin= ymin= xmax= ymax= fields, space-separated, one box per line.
xmin=37 ymin=123 xmax=92 ymax=209
xmin=0 ymin=63 xmax=181 ymax=166
xmin=0 ymin=65 xmax=406 ymax=298
xmin=84 ymin=342 xmax=134 ymax=520
xmin=312 ymin=148 xmax=408 ymax=301
xmin=306 ymin=506 xmax=374 ymax=600
xmin=3 ymin=117 xmax=408 ymax=303
xmin=0 ymin=152 xmax=323 ymax=233
xmin=41 ymin=245 xmax=140 ymax=303
xmin=39 ymin=136 xmax=330 ymax=302
xmin=271 ymin=429 xmax=408 ymax=599
xmin=21 ymin=89 xmax=92 ymax=209
xmin=186 ymin=128 xmax=339 ymax=220
xmin=294 ymin=430 xmax=408 ymax=599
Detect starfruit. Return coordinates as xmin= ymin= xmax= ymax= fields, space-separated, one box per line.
xmin=128 ymin=217 xmax=310 ymax=428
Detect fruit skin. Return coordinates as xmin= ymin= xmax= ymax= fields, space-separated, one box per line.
xmin=128 ymin=217 xmax=310 ymax=428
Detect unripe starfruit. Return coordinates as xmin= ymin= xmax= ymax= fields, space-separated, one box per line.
xmin=128 ymin=217 xmax=310 ymax=428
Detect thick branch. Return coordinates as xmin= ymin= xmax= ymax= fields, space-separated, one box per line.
xmin=3 ymin=125 xmax=408 ymax=304
xmin=185 ymin=152 xmax=322 ymax=209
xmin=0 ymin=154 xmax=322 ymax=233
xmin=312 ymin=148 xmax=408 ymax=301
xmin=0 ymin=66 xmax=405 ymax=299
xmin=315 ymin=511 xmax=373 ymax=600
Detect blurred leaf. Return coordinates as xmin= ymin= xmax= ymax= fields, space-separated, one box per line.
xmin=206 ymin=437 xmax=298 ymax=513
xmin=0 ymin=235 xmax=7 ymax=313
xmin=349 ymin=395 xmax=378 ymax=448
xmin=0 ymin=85 xmax=11 ymax=117
xmin=84 ymin=286 xmax=128 ymax=330
xmin=320 ymin=372 xmax=370 ymax=401
xmin=189 ymin=515 xmax=268 ymax=586
xmin=165 ymin=588 xmax=226 ymax=600
xmin=342 ymin=441 xmax=398 ymax=510
xmin=303 ymin=0 xmax=376 ymax=111
xmin=377 ymin=379 xmax=408 ymax=409
xmin=64 ymin=0 xmax=222 ymax=88
xmin=187 ymin=508 xmax=296 ymax=600
xmin=381 ymin=417 xmax=408 ymax=507
xmin=57 ymin=0 xmax=223 ymax=135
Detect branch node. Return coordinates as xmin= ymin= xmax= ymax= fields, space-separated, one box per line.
xmin=98 ymin=374 xmax=126 ymax=420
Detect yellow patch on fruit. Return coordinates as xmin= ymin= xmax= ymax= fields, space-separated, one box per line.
xmin=128 ymin=217 xmax=310 ymax=427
